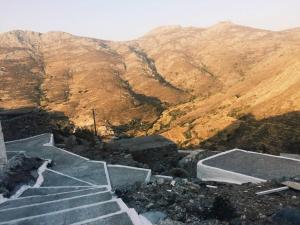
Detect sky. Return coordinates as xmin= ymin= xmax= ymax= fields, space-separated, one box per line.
xmin=1 ymin=0 xmax=300 ymax=41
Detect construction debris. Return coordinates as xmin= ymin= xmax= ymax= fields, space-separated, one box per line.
xmin=256 ymin=186 xmax=289 ymax=195
xmin=116 ymin=178 xmax=300 ymax=224
xmin=282 ymin=181 xmax=300 ymax=191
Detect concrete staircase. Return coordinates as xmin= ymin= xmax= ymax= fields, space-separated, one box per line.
xmin=0 ymin=134 xmax=153 ymax=225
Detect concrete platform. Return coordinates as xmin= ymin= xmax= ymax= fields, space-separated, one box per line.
xmin=197 ymin=149 xmax=300 ymax=184
xmin=107 ymin=165 xmax=151 ymax=189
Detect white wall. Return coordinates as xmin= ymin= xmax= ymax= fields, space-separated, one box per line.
xmin=0 ymin=122 xmax=7 ymax=173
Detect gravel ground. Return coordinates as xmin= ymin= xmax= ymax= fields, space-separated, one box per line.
xmin=116 ymin=178 xmax=300 ymax=225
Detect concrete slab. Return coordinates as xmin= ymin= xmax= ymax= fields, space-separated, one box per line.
xmin=73 ymin=212 xmax=135 ymax=225
xmin=197 ymin=149 xmax=300 ymax=184
xmin=107 ymin=165 xmax=151 ymax=189
xmin=280 ymin=153 xmax=300 ymax=160
xmin=0 ymin=200 xmax=122 ymax=225
xmin=5 ymin=133 xmax=52 ymax=149
xmin=5 ymin=134 xmax=109 ymax=186
xmin=6 ymin=151 xmax=25 ymax=160
xmin=0 ymin=122 xmax=7 ymax=173
xmin=20 ymin=187 xmax=100 ymax=197
xmin=0 ymin=192 xmax=113 ymax=222
xmin=41 ymin=169 xmax=93 ymax=187
xmin=0 ymin=188 xmax=106 ymax=210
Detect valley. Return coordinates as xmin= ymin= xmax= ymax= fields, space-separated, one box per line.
xmin=0 ymin=22 xmax=299 ymax=154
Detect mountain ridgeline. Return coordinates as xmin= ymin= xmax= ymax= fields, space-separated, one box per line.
xmin=0 ymin=22 xmax=299 ymax=154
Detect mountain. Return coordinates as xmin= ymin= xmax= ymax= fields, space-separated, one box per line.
xmin=0 ymin=23 xmax=299 ymax=154
xmin=0 ymin=30 xmax=188 ymax=130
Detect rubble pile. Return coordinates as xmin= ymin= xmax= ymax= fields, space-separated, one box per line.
xmin=116 ymin=178 xmax=300 ymax=225
xmin=0 ymin=153 xmax=44 ymax=197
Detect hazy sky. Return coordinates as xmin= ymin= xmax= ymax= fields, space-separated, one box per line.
xmin=1 ymin=0 xmax=300 ymax=40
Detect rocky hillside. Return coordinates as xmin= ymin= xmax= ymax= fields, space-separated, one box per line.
xmin=0 ymin=22 xmax=299 ymax=154
xmin=0 ymin=31 xmax=188 ymax=132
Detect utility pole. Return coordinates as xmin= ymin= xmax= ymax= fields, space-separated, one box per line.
xmin=0 ymin=121 xmax=7 ymax=174
xmin=92 ymin=109 xmax=97 ymax=136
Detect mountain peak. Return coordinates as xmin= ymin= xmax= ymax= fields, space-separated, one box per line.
xmin=215 ymin=21 xmax=235 ymax=26
xmin=209 ymin=21 xmax=238 ymax=30
xmin=146 ymin=25 xmax=183 ymax=36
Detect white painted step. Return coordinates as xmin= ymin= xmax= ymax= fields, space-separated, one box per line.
xmin=0 ymin=199 xmax=124 ymax=225
xmin=41 ymin=169 xmax=94 ymax=187
xmin=20 ymin=186 xmax=106 ymax=197
xmin=0 ymin=187 xmax=106 ymax=210
xmin=107 ymin=165 xmax=151 ymax=189
xmin=0 ymin=191 xmax=113 ymax=223
xmin=72 ymin=211 xmax=136 ymax=225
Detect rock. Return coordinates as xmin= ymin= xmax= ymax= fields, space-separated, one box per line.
xmin=141 ymin=211 xmax=167 ymax=224
xmin=272 ymin=207 xmax=300 ymax=225
xmin=196 ymin=219 xmax=222 ymax=225
xmin=157 ymin=178 xmax=165 ymax=185
xmin=146 ymin=203 xmax=154 ymax=209
xmin=208 ymin=196 xmax=237 ymax=221
xmin=0 ymin=153 xmax=44 ymax=197
xmin=158 ymin=219 xmax=184 ymax=225
xmin=168 ymin=168 xmax=190 ymax=178
xmin=98 ymin=126 xmax=114 ymax=136
xmin=124 ymin=154 xmax=132 ymax=159
xmin=178 ymin=150 xmax=219 ymax=177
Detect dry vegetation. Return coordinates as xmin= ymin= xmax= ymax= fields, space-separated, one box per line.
xmin=0 ymin=22 xmax=299 ymax=154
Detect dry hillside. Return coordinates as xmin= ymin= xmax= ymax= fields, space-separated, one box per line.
xmin=0 ymin=22 xmax=299 ymax=154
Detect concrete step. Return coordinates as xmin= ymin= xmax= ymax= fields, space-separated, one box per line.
xmin=6 ymin=134 xmax=110 ymax=186
xmin=6 ymin=151 xmax=25 ymax=160
xmin=197 ymin=149 xmax=300 ymax=184
xmin=20 ymin=187 xmax=105 ymax=197
xmin=0 ymin=187 xmax=107 ymax=210
xmin=0 ymin=199 xmax=123 ymax=225
xmin=72 ymin=211 xmax=136 ymax=225
xmin=0 ymin=191 xmax=113 ymax=223
xmin=107 ymin=165 xmax=151 ymax=189
xmin=41 ymin=169 xmax=94 ymax=187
